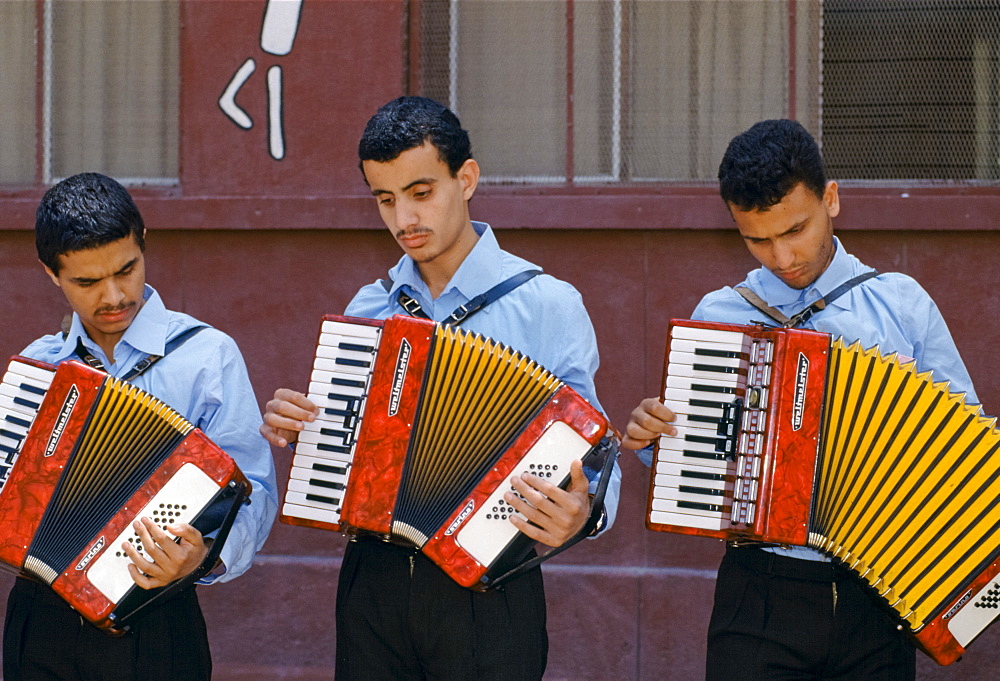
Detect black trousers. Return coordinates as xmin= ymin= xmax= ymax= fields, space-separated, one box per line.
xmin=706 ymin=547 xmax=916 ymax=681
xmin=335 ymin=537 xmax=548 ymax=681
xmin=3 ymin=578 xmax=211 ymax=681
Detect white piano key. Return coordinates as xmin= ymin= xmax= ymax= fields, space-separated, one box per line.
xmin=312 ymin=356 xmax=373 ymax=377
xmin=667 ymin=363 xmax=745 ymax=387
xmin=663 ymin=387 xmax=740 ymax=410
xmin=648 ymin=508 xmax=725 ymax=532
xmin=649 ymin=496 xmax=729 ymax=519
xmin=670 ymin=325 xmax=750 ymax=347
xmin=309 ymin=369 xmax=369 ymax=393
xmin=0 ymin=393 xmax=42 ymax=418
xmin=287 ymin=477 xmax=346 ymax=500
xmin=659 ymin=425 xmax=733 ymax=455
xmin=3 ymin=361 xmax=56 ymax=385
xmin=284 ymin=489 xmax=341 ymax=512
xmin=669 ymin=337 xmax=750 ymax=356
xmin=663 ymin=397 xmax=727 ymax=419
xmin=291 ymin=452 xmax=349 ymax=471
xmin=655 ymin=442 xmax=732 ymax=470
xmin=651 ymin=483 xmax=731 ymax=507
xmin=668 ymin=350 xmax=744 ymax=371
xmin=282 ymin=501 xmax=340 ymax=525
xmin=654 ymin=461 xmax=729 ymax=489
xmin=294 ymin=440 xmax=355 ymax=464
xmin=320 ymin=320 xmax=381 ymax=340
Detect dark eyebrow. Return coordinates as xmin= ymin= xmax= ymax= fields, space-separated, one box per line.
xmin=68 ymin=257 xmax=139 ymax=285
xmin=370 ymin=177 xmax=436 ymax=197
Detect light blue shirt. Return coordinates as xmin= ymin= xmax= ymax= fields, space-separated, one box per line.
xmin=21 ymin=285 xmax=278 ymax=583
xmin=689 ymin=237 xmax=977 ymax=561
xmin=346 ymin=221 xmax=621 ymax=532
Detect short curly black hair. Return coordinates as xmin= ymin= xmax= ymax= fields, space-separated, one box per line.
xmin=718 ymin=119 xmax=826 ymax=211
xmin=358 ymin=96 xmax=472 ymax=177
xmin=36 ymin=173 xmax=146 ymax=275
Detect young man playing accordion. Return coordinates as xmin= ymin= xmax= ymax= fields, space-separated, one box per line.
xmin=261 ymin=96 xmax=621 ymax=681
xmin=624 ymin=120 xmax=978 ymax=681
xmin=3 ymin=173 xmax=278 ymax=681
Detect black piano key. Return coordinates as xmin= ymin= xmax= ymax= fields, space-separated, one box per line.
xmin=0 ymin=444 xmax=16 ymax=456
xmin=681 ymin=469 xmax=726 ymax=482
xmin=334 ymin=358 xmax=371 ymax=368
xmin=679 ymin=485 xmax=725 ymax=497
xmin=306 ymin=492 xmax=340 ymax=506
xmin=319 ymin=427 xmax=354 ymax=445
xmin=689 ymin=398 xmax=729 ymax=410
xmin=308 ymin=478 xmax=346 ymax=491
xmin=683 ymin=450 xmax=727 ymax=461
xmin=694 ymin=348 xmax=746 ymax=359
xmin=338 ymin=342 xmax=375 ymax=353
xmin=313 ymin=462 xmax=347 ymax=476
xmin=685 ymin=433 xmax=727 ymax=447
xmin=317 ymin=442 xmax=352 ymax=455
xmin=12 ymin=396 xmax=40 ymax=410
xmin=687 ymin=414 xmax=724 ymax=426
xmin=678 ymin=500 xmax=724 ymax=513
xmin=4 ymin=414 xmax=31 ymax=429
xmin=18 ymin=383 xmax=46 ymax=396
xmin=691 ymin=383 xmax=737 ymax=395
xmin=0 ymin=428 xmax=24 ymax=442
xmin=329 ymin=377 xmax=366 ymax=389
xmin=692 ymin=363 xmax=743 ymax=375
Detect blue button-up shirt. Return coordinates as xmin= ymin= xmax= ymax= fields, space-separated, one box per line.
xmin=689 ymin=237 xmax=977 ymax=560
xmin=346 ymin=221 xmax=621 ymax=531
xmin=20 ymin=285 xmax=278 ymax=583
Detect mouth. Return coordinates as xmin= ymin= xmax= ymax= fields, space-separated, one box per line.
xmin=397 ymin=230 xmax=431 ymax=249
xmin=95 ymin=304 xmax=134 ymax=324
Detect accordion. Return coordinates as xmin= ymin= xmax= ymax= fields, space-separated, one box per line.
xmin=280 ymin=314 xmax=618 ymax=589
xmin=645 ymin=319 xmax=1000 ymax=665
xmin=0 ymin=356 xmax=250 ymax=633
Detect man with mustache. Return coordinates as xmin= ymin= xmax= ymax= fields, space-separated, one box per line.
xmin=4 ymin=172 xmax=277 ymax=681
xmin=623 ymin=119 xmax=977 ymax=680
xmin=261 ymin=96 xmax=620 ymax=681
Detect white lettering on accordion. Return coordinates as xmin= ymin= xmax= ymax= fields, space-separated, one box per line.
xmin=389 ymin=339 xmax=412 ymax=417
xmin=943 ymin=589 xmax=974 ymax=620
xmin=45 ymin=384 xmax=79 ymax=457
xmin=444 ymin=500 xmax=475 ymax=536
xmin=76 ymin=536 xmax=106 ymax=571
xmin=792 ymin=353 xmax=809 ymax=431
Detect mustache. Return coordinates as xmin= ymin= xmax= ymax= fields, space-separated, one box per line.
xmin=395 ymin=227 xmax=431 ymax=239
xmin=95 ymin=302 xmax=134 ymax=315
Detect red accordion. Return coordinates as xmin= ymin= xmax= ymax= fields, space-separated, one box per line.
xmin=280 ymin=314 xmax=617 ymax=589
xmin=0 ymin=356 xmax=250 ymax=632
xmin=646 ymin=319 xmax=1000 ymax=665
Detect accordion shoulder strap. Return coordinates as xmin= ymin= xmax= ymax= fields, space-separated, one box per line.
xmin=70 ymin=324 xmax=210 ymax=381
xmin=734 ymin=270 xmax=879 ymax=329
xmin=380 ymin=269 xmax=543 ymax=326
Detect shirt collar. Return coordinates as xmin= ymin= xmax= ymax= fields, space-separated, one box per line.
xmin=58 ymin=284 xmax=168 ymax=361
xmin=754 ymin=236 xmax=855 ymax=309
xmin=386 ymin=221 xmax=501 ymax=301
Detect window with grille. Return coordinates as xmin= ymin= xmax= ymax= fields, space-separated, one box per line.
xmin=0 ymin=0 xmax=179 ymax=186
xmin=413 ymin=0 xmax=1000 ymax=185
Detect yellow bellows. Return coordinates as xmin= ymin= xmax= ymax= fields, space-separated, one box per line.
xmin=809 ymin=339 xmax=1000 ymax=631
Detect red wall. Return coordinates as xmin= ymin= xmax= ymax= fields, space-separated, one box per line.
xmin=1 ymin=1 xmax=1000 ymax=678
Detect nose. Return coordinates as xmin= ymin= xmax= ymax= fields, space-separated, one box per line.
xmin=394 ymin=198 xmax=419 ymax=233
xmin=99 ymin=278 xmax=126 ymax=307
xmin=771 ymin=241 xmax=796 ymax=271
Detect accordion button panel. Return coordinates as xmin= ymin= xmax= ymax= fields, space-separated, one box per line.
xmin=282 ymin=321 xmax=381 ymax=526
xmin=86 ymin=462 xmax=223 ymax=602
xmin=454 ymin=421 xmax=592 ymax=566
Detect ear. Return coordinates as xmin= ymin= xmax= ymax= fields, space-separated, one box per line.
xmin=823 ymin=181 xmax=840 ymax=219
xmin=41 ymin=261 xmax=61 ymax=288
xmin=458 ymin=158 xmax=480 ymax=202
